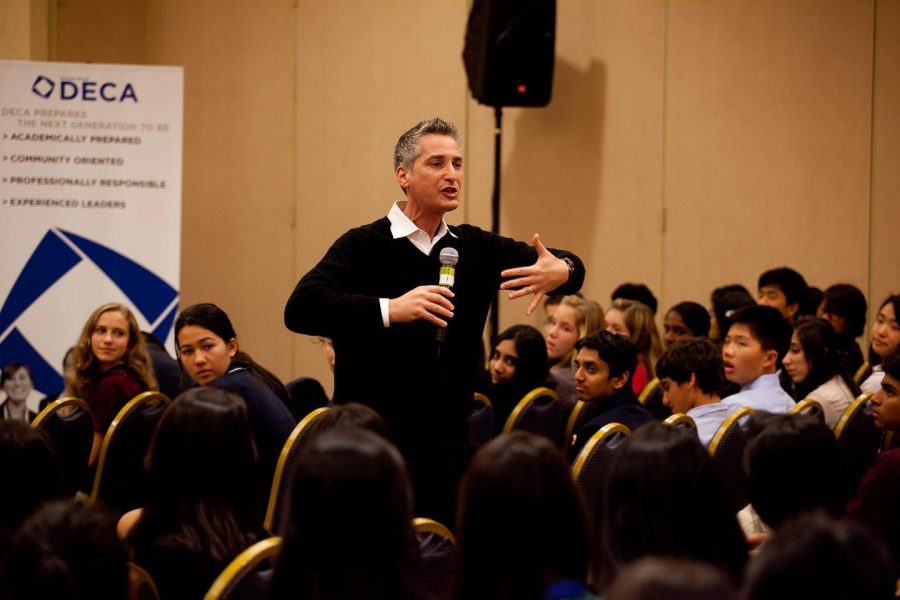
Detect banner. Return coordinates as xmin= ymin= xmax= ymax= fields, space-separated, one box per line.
xmin=0 ymin=60 xmax=183 ymax=408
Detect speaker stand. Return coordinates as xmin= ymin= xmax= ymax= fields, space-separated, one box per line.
xmin=490 ymin=106 xmax=503 ymax=343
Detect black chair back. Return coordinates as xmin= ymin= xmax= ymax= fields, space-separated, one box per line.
xmin=502 ymin=387 xmax=561 ymax=444
xmin=834 ymin=393 xmax=881 ymax=498
xmin=413 ymin=518 xmax=456 ymax=600
xmin=32 ymin=397 xmax=94 ymax=495
xmin=789 ymin=398 xmax=825 ymax=421
xmin=128 ymin=562 xmax=161 ymax=600
xmin=563 ymin=400 xmax=598 ymax=452
xmin=571 ymin=423 xmax=631 ymax=513
xmin=708 ymin=407 xmax=753 ymax=511
xmin=203 ymin=537 xmax=281 ymax=600
xmin=467 ymin=393 xmax=494 ymax=446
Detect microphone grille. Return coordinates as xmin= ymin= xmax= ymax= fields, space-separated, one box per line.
xmin=439 ymin=247 xmax=459 ymax=267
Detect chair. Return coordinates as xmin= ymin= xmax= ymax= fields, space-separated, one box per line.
xmin=834 ymin=392 xmax=881 ymax=497
xmin=89 ymin=391 xmax=172 ymax=516
xmin=882 ymin=430 xmax=900 ymax=453
xmin=663 ymin=412 xmax=698 ymax=435
xmin=264 ymin=406 xmax=331 ymax=531
xmin=467 ymin=392 xmax=494 ymax=446
xmin=31 ymin=397 xmax=94 ymax=495
xmin=203 ymin=536 xmax=282 ymax=600
xmin=708 ymin=406 xmax=753 ymax=511
xmin=413 ymin=517 xmax=456 ymax=600
xmin=638 ymin=378 xmax=671 ymax=420
xmin=128 ymin=561 xmax=161 ymax=600
xmin=853 ymin=361 xmax=871 ymax=386
xmin=571 ymin=423 xmax=631 ymax=512
xmin=502 ymin=387 xmax=561 ymax=444
xmin=789 ymin=398 xmax=825 ymax=421
xmin=562 ymin=400 xmax=598 ymax=452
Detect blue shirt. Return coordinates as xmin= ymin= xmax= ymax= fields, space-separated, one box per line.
xmin=727 ymin=373 xmax=795 ymax=414
xmin=688 ymin=401 xmax=742 ymax=447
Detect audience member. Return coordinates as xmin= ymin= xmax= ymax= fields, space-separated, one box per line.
xmin=757 ymin=267 xmax=811 ymax=323
xmin=303 ymin=402 xmax=393 ymax=443
xmin=568 ymin=331 xmax=653 ymax=461
xmin=818 ymin=283 xmax=868 ymax=376
xmin=455 ymin=431 xmax=595 ymax=600
xmin=655 ymin=338 xmax=738 ymax=446
xmin=605 ymin=557 xmax=736 ymax=600
xmin=0 ymin=363 xmax=38 ymax=423
xmin=721 ymin=305 xmax=795 ymax=413
xmin=545 ymin=295 xmax=606 ymax=410
xmin=65 ymin=302 xmax=158 ymax=465
xmin=611 ymin=283 xmax=658 ymax=315
xmin=662 ymin=301 xmax=710 ymax=347
xmin=595 ymin=422 xmax=747 ymax=590
xmin=141 ymin=331 xmax=194 ymax=399
xmin=861 ymin=294 xmax=900 ymax=394
xmin=266 ymin=428 xmax=424 ymax=600
xmin=605 ymin=299 xmax=662 ymax=395
xmin=782 ymin=317 xmax=858 ymax=427
xmin=709 ymin=284 xmax=755 ymax=344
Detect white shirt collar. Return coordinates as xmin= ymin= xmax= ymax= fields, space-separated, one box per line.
xmin=387 ymin=201 xmax=457 ymax=255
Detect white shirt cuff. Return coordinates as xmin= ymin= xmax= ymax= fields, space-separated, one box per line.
xmin=379 ymin=297 xmax=390 ymax=328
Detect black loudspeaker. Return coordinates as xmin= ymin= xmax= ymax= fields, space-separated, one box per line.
xmin=463 ymin=0 xmax=556 ymax=108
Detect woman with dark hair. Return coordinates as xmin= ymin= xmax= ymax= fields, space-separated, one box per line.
xmin=174 ymin=303 xmax=295 ymax=504
xmin=709 ymin=285 xmax=755 ymax=344
xmin=123 ymin=387 xmax=267 ymax=600
xmin=455 ymin=431 xmax=595 ymax=600
xmin=596 ymin=422 xmax=747 ymax=591
xmin=267 ymin=428 xmax=423 ymax=600
xmin=0 ymin=363 xmax=38 ymax=423
xmin=818 ymin=283 xmax=868 ymax=376
xmin=65 ymin=303 xmax=158 ymax=465
xmin=483 ymin=324 xmax=552 ymax=434
xmin=782 ymin=318 xmax=859 ymax=428
xmin=862 ymin=295 xmax=900 ymax=394
xmin=662 ymin=301 xmax=711 ymax=347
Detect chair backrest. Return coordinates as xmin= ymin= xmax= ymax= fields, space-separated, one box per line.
xmin=31 ymin=397 xmax=94 ymax=495
xmin=638 ymin=378 xmax=671 ymax=420
xmin=789 ymin=398 xmax=825 ymax=421
xmin=563 ymin=400 xmax=598 ymax=452
xmin=467 ymin=393 xmax=494 ymax=446
xmin=413 ymin=517 xmax=456 ymax=600
xmin=203 ymin=536 xmax=282 ymax=600
xmin=89 ymin=391 xmax=172 ymax=516
xmin=882 ymin=430 xmax=900 ymax=453
xmin=834 ymin=392 xmax=881 ymax=497
xmin=128 ymin=561 xmax=161 ymax=600
xmin=663 ymin=412 xmax=698 ymax=433
xmin=708 ymin=406 xmax=754 ymax=511
xmin=502 ymin=387 xmax=561 ymax=444
xmin=853 ymin=361 xmax=872 ymax=386
xmin=264 ymin=406 xmax=331 ymax=531
xmin=571 ymin=423 xmax=631 ymax=512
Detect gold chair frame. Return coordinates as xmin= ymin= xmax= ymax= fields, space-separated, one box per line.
xmin=203 ymin=536 xmax=282 ymax=600
xmin=502 ymin=386 xmax=558 ymax=433
xmin=570 ymin=422 xmax=631 ymax=481
xmin=707 ymin=406 xmax=753 ymax=457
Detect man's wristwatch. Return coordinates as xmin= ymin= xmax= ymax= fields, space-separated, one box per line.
xmin=562 ymin=257 xmax=576 ymax=280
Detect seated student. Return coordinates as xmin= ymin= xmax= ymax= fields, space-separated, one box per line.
xmin=611 ymin=282 xmax=658 ymax=315
xmin=709 ymin=284 xmax=755 ymax=345
xmin=756 ymin=266 xmax=811 ymax=323
xmin=545 ymin=296 xmax=606 ymax=411
xmin=606 ymin=557 xmax=737 ymax=600
xmin=847 ymin=353 xmax=900 ymax=577
xmin=662 ymin=301 xmax=711 ymax=347
xmin=818 ymin=283 xmax=868 ymax=376
xmin=568 ymin=331 xmax=653 ymax=461
xmin=655 ymin=338 xmax=739 ymax=447
xmin=605 ymin=299 xmax=663 ymax=396
xmin=721 ymin=305 xmax=795 ymax=413
xmin=861 ymin=294 xmax=900 ymax=394
xmin=782 ymin=318 xmax=858 ymax=428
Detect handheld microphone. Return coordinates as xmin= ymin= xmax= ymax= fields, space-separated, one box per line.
xmin=436 ymin=247 xmax=459 ymax=344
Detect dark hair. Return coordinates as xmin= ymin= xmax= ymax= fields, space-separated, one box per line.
xmin=455 ymin=432 xmax=589 ymax=600
xmin=710 ymin=285 xmax=755 ymax=343
xmin=821 ymin=284 xmax=868 ymax=339
xmin=667 ymin=301 xmax=711 ymax=338
xmin=605 ymin=557 xmax=736 ymax=600
xmin=791 ymin=318 xmax=859 ymax=400
xmin=1 ymin=362 xmax=32 ymax=387
xmin=0 ymin=499 xmax=129 ymax=600
xmin=491 ymin=324 xmax=549 ymax=390
xmin=129 ymin=387 xmax=260 ymax=566
xmin=575 ymin=331 xmax=638 ymax=384
xmin=655 ymin=338 xmax=724 ymax=396
xmin=883 ymin=353 xmax=900 ymax=382
xmin=597 ymin=422 xmax=747 ymax=590
xmin=742 ymin=511 xmax=894 ymax=600
xmin=727 ymin=305 xmax=792 ymax=362
xmin=267 ymin=428 xmax=420 ymax=600
xmin=611 ymin=283 xmax=658 ymax=315
xmin=758 ymin=267 xmax=811 ymax=314
xmin=0 ymin=421 xmax=63 ymax=539
xmin=870 ymin=295 xmax=900 ymax=366
xmin=304 ymin=402 xmax=393 ymax=443
xmin=743 ymin=413 xmax=844 ymax=528
xmin=174 ymin=303 xmax=290 ymax=406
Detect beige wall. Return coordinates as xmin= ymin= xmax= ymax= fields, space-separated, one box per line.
xmin=4 ymin=0 xmax=898 ymax=395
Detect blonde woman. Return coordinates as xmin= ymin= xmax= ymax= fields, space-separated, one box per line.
xmin=605 ymin=299 xmax=663 ymax=396
xmin=545 ymin=295 xmax=605 ymax=411
xmin=65 ymin=303 xmax=157 ymax=465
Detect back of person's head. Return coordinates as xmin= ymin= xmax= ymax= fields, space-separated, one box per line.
xmin=304 ymin=402 xmax=393 ymax=442
xmin=268 ymin=428 xmax=418 ymax=600
xmin=598 ymin=422 xmax=747 ymax=589
xmin=727 ymin=305 xmax=792 ymax=361
xmin=884 ymin=352 xmax=900 ymax=381
xmin=606 ymin=557 xmax=737 ymax=600
xmin=820 ymin=284 xmax=868 ymax=339
xmin=742 ymin=512 xmax=894 ymax=600
xmin=743 ymin=413 xmax=844 ymax=528
xmin=0 ymin=421 xmax=63 ymax=541
xmin=612 ymin=283 xmax=658 ymax=315
xmin=710 ymin=285 xmax=756 ymax=342
xmin=667 ymin=301 xmax=712 ymax=338
xmin=791 ymin=317 xmax=858 ymax=399
xmin=655 ymin=338 xmax=724 ymax=397
xmin=492 ymin=324 xmax=549 ymax=389
xmin=0 ymin=499 xmax=128 ymax=600
xmin=576 ymin=331 xmax=638 ymax=386
xmin=455 ymin=431 xmax=588 ymax=600
xmin=758 ymin=267 xmax=811 ymax=314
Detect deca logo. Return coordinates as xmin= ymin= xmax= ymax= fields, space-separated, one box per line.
xmin=31 ymin=75 xmax=139 ymax=103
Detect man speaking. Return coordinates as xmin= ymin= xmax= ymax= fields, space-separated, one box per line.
xmin=284 ymin=117 xmax=584 ymax=520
